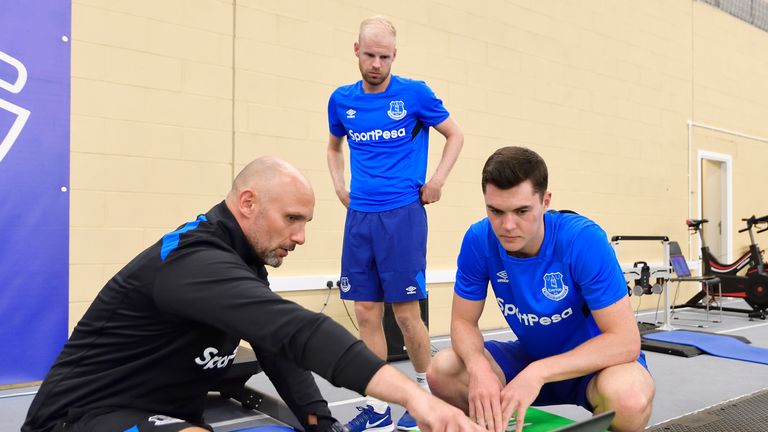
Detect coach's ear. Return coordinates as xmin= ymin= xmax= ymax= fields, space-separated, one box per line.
xmin=238 ymin=188 xmax=259 ymax=217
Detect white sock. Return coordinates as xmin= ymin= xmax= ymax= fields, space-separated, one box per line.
xmin=416 ymin=372 xmax=429 ymax=393
xmin=366 ymin=397 xmax=389 ymax=414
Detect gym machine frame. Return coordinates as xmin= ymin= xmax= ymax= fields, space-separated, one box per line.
xmin=611 ymin=235 xmax=674 ymax=331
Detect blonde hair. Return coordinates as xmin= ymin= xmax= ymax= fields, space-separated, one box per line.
xmin=359 ymin=15 xmax=397 ymax=42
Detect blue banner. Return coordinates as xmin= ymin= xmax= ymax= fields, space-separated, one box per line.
xmin=0 ymin=2 xmax=71 ymax=384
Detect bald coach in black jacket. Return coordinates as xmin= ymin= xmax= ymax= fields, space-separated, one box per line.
xmin=23 ymin=157 xmax=480 ymax=432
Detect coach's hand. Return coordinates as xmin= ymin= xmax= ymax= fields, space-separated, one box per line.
xmin=307 ymin=414 xmax=346 ymax=432
xmin=407 ymin=392 xmax=484 ymax=432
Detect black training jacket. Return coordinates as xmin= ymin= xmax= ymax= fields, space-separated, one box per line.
xmin=23 ymin=201 xmax=384 ymax=432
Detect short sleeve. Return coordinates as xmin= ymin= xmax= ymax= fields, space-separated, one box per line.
xmin=570 ymin=224 xmax=627 ymax=311
xmin=454 ymin=224 xmax=491 ymax=301
xmin=327 ymin=91 xmax=346 ymax=137
xmin=415 ymin=81 xmax=450 ymax=127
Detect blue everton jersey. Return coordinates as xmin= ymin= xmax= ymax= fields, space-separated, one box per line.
xmin=455 ymin=211 xmax=627 ymax=360
xmin=328 ymin=75 xmax=450 ymax=211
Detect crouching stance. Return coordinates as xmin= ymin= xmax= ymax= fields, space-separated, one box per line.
xmin=427 ymin=147 xmax=655 ymax=432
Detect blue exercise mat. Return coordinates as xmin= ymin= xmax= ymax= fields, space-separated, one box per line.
xmin=643 ymin=330 xmax=768 ymax=365
xmin=231 ymin=426 xmax=296 ymax=432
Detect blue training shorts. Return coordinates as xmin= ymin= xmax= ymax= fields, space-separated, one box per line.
xmin=485 ymin=340 xmax=649 ymax=411
xmin=339 ymin=200 xmax=427 ymax=303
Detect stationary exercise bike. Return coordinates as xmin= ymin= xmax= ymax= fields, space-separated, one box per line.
xmin=681 ymin=215 xmax=768 ymax=320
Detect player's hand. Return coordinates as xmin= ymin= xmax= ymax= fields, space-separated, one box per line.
xmin=336 ymin=189 xmax=350 ymax=208
xmin=406 ymin=392 xmax=485 ymax=432
xmin=500 ymin=370 xmax=543 ymax=432
xmin=467 ymin=363 xmax=505 ymax=432
xmin=419 ymin=180 xmax=442 ymax=205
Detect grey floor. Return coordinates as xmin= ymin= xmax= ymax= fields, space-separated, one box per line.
xmin=2 ymin=298 xmax=767 ymax=431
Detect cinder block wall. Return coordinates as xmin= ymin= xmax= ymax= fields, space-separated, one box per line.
xmin=69 ymin=0 xmax=768 ymax=336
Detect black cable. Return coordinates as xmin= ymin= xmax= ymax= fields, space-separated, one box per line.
xmin=318 ymin=281 xmax=333 ymax=314
xmin=325 ymin=279 xmax=359 ymax=332
xmin=341 ymin=298 xmax=359 ymax=332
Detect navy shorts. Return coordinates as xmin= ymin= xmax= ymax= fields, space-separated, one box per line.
xmin=53 ymin=409 xmax=210 ymax=432
xmin=485 ymin=340 xmax=648 ymax=411
xmin=339 ymin=200 xmax=427 ymax=303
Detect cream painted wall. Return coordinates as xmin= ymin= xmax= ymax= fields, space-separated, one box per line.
xmin=69 ymin=0 xmax=768 ymax=336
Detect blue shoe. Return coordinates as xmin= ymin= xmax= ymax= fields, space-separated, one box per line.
xmin=345 ymin=405 xmax=394 ymax=432
xmin=396 ymin=410 xmax=418 ymax=431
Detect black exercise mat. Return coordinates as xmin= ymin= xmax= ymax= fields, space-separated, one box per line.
xmin=646 ymin=388 xmax=768 ymax=431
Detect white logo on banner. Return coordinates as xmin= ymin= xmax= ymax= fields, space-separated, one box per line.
xmin=0 ymin=50 xmax=31 ymax=164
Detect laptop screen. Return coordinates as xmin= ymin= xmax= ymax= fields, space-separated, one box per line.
xmin=670 ymin=254 xmax=691 ymax=277
xmin=668 ymin=240 xmax=691 ymax=277
xmin=551 ymin=411 xmax=614 ymax=431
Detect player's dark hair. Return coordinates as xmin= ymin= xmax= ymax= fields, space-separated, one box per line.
xmin=481 ymin=146 xmax=548 ymax=197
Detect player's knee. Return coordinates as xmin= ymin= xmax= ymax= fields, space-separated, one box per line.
xmin=427 ymin=349 xmax=470 ymax=411
xmin=612 ymin=389 xmax=652 ymax=417
xmin=601 ymin=381 xmax=654 ymax=432
xmin=354 ymin=302 xmax=384 ymax=327
xmin=394 ymin=315 xmax=422 ymax=337
xmin=427 ymin=349 xmax=460 ymax=391
xmin=592 ymin=366 xmax=654 ymax=428
xmin=393 ymin=308 xmax=424 ymax=336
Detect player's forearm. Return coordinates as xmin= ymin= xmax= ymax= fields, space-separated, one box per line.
xmin=451 ymin=318 xmax=491 ymax=374
xmin=429 ymin=131 xmax=464 ymax=186
xmin=326 ymin=143 xmax=347 ymax=194
xmin=365 ymin=364 xmax=424 ymax=407
xmin=526 ymin=330 xmax=640 ymax=385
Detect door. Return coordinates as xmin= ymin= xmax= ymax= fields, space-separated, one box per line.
xmin=698 ymin=151 xmax=732 ymax=263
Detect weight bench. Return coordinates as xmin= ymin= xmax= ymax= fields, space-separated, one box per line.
xmin=207 ymin=346 xmax=301 ymax=431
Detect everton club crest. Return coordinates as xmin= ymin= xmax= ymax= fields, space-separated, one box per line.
xmin=542 ymin=272 xmax=568 ymax=301
xmin=387 ymin=100 xmax=407 ymax=120
xmin=339 ymin=277 xmax=351 ymax=293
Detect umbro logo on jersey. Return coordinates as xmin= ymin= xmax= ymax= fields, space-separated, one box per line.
xmin=406 ymin=286 xmax=417 ymax=295
xmin=346 ymin=109 xmax=356 ymax=118
xmin=194 ymin=346 xmax=238 ymax=369
xmin=497 ymin=270 xmax=509 ymax=283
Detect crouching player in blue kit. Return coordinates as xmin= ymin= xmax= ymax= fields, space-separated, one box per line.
xmin=427 ymin=147 xmax=655 ymax=432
